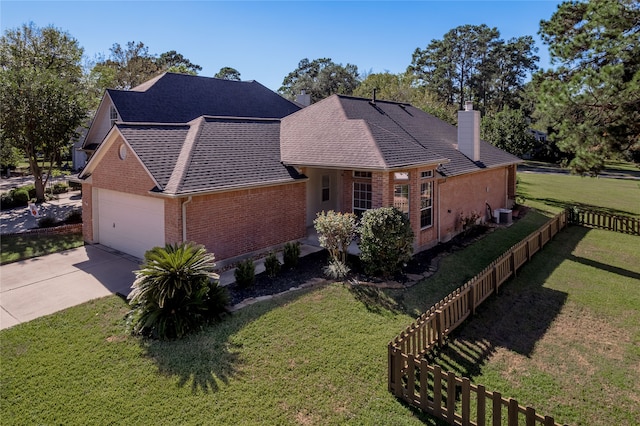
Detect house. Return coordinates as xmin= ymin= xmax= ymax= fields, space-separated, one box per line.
xmin=79 ymin=73 xmax=520 ymax=262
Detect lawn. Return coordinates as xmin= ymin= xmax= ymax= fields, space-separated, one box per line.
xmin=1 ymin=164 xmax=638 ymax=425
xmin=0 ymin=232 xmax=84 ymax=264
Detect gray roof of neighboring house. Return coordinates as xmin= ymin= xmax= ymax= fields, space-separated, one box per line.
xmin=117 ymin=117 xmax=303 ymax=196
xmin=281 ymin=95 xmax=521 ymax=176
xmin=108 ymin=72 xmax=301 ymax=123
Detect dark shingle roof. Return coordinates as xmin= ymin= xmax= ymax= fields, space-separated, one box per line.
xmin=281 ymin=95 xmax=521 ymax=175
xmin=108 ymin=73 xmax=300 ymax=123
xmin=118 ymin=117 xmax=302 ymax=196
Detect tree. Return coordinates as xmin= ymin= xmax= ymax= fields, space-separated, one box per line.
xmin=0 ymin=23 xmax=88 ymax=201
xmin=157 ymin=50 xmax=201 ymax=75
xmin=409 ymin=25 xmax=538 ymax=113
xmin=214 ymin=66 xmax=241 ymax=80
xmin=536 ymin=0 xmax=640 ymax=174
xmin=91 ymin=42 xmax=201 ymax=91
xmin=279 ymin=58 xmax=360 ymax=103
xmin=354 ymin=71 xmax=457 ymax=124
xmin=410 ymin=25 xmax=499 ymax=111
xmin=481 ymin=108 xmax=537 ymax=158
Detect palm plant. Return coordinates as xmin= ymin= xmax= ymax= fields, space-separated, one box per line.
xmin=127 ymin=242 xmax=228 ymax=340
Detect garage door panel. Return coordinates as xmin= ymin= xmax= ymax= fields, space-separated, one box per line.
xmin=97 ymin=190 xmax=165 ymax=259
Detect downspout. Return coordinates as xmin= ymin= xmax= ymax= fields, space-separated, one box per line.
xmin=437 ymin=183 xmax=441 ymax=242
xmin=182 ymin=196 xmax=192 ymax=242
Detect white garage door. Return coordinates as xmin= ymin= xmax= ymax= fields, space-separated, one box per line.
xmin=97 ymin=189 xmax=165 ymax=259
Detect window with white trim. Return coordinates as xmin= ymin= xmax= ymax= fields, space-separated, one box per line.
xmin=394 ymin=184 xmax=409 ymax=215
xmin=420 ymin=181 xmax=433 ymax=228
xmin=353 ymin=171 xmax=372 ymax=179
xmin=110 ymin=106 xmax=118 ymax=126
xmin=353 ymin=182 xmax=372 ymax=217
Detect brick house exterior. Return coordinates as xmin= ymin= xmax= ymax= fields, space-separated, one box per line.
xmin=79 ymin=73 xmax=520 ymax=261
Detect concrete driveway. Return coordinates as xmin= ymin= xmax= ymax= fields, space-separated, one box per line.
xmin=0 ymin=245 xmax=140 ymax=330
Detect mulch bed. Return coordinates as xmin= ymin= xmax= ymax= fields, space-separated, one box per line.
xmin=224 ymin=220 xmax=507 ymax=306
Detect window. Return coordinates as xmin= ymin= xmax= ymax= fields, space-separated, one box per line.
xmin=421 ymin=170 xmax=433 ymax=179
xmin=420 ymin=181 xmax=433 ymax=228
xmin=353 ymin=171 xmax=372 ymax=179
xmin=353 ymin=182 xmax=372 ymax=216
xmin=394 ymin=184 xmax=409 ymax=215
xmin=321 ymin=175 xmax=330 ymax=202
xmin=110 ymin=106 xmax=118 ymax=126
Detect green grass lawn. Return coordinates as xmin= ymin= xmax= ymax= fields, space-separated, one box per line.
xmin=1 ymin=164 xmax=638 ymax=425
xmin=433 ymin=227 xmax=640 ymax=425
xmin=0 ymin=232 xmax=84 ymax=264
xmin=517 ymin=170 xmax=640 ymax=217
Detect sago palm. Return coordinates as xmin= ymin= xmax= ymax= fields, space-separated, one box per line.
xmin=128 ymin=242 xmax=228 ymax=339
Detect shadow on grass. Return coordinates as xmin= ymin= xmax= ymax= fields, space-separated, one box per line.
xmin=0 ymin=232 xmax=84 ymax=264
xmin=428 ymin=226 xmax=590 ymax=380
xmin=138 ymin=286 xmax=317 ymax=394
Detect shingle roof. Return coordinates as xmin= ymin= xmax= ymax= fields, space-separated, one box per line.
xmin=108 ymin=72 xmax=301 ymax=123
xmin=281 ymin=95 xmax=521 ymax=175
xmin=118 ymin=117 xmax=303 ymax=196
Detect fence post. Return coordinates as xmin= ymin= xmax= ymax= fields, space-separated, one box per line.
xmin=469 ymin=283 xmax=476 ymax=315
xmin=508 ymin=398 xmax=519 ymax=426
xmin=493 ymin=392 xmax=502 ymax=426
xmin=477 ymin=384 xmax=486 ymax=426
xmin=433 ymin=365 xmax=442 ymax=417
xmin=446 ymin=372 xmax=456 ymax=422
xmin=436 ymin=309 xmax=444 ymax=348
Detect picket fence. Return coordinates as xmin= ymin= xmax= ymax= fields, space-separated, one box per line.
xmin=388 ymin=211 xmax=569 ymax=426
xmin=567 ymin=208 xmax=640 ymax=235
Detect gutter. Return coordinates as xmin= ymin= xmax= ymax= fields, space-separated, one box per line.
xmin=182 ymin=196 xmax=192 ymax=242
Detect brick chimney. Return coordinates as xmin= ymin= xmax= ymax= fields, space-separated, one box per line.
xmin=457 ymin=101 xmax=480 ymax=162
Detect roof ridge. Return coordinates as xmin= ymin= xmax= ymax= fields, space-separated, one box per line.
xmin=359 ymin=120 xmax=388 ymax=168
xmin=164 ymin=117 xmax=205 ymax=194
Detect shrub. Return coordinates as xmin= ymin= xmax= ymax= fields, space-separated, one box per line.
xmin=358 ymin=207 xmax=414 ymax=278
xmin=0 ymin=193 xmax=15 ymax=210
xmin=234 ymin=258 xmax=256 ymax=288
xmin=51 ymin=182 xmax=68 ymax=194
xmin=37 ymin=215 xmax=59 ymax=228
xmin=323 ymin=260 xmax=350 ymax=280
xmin=63 ymin=209 xmax=82 ymax=224
xmin=313 ymin=210 xmax=356 ymax=264
xmin=11 ymin=189 xmax=29 ymax=206
xmin=283 ymin=241 xmax=301 ymax=269
xmin=127 ymin=242 xmax=226 ymax=340
xmin=264 ymin=251 xmax=281 ymax=278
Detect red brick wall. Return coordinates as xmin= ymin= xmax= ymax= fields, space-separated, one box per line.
xmin=90 ymin=137 xmax=159 ymax=196
xmin=439 ymin=167 xmax=508 ymax=241
xmin=183 ymin=183 xmax=307 ymax=261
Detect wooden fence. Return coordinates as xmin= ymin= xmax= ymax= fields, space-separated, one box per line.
xmin=388 ymin=211 xmax=569 ymax=425
xmin=567 ymin=208 xmax=640 ymax=235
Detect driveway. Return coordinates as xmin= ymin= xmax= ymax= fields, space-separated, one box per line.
xmin=0 ymin=245 xmax=139 ymax=330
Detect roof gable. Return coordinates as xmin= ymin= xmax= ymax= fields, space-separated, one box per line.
xmin=90 ymin=117 xmax=303 ymax=196
xmin=282 ymin=94 xmax=520 ymax=174
xmin=107 ymin=72 xmax=301 ymax=123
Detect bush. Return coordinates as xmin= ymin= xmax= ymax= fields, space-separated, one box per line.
xmin=323 ymin=260 xmax=351 ymax=280
xmin=264 ymin=251 xmax=281 ymax=278
xmin=63 ymin=209 xmax=82 ymax=224
xmin=313 ymin=210 xmax=356 ymax=264
xmin=51 ymin=182 xmax=68 ymax=194
xmin=37 ymin=216 xmax=59 ymax=228
xmin=234 ymin=258 xmax=256 ymax=288
xmin=358 ymin=207 xmax=414 ymax=278
xmin=11 ymin=189 xmax=29 ymax=206
xmin=283 ymin=241 xmax=301 ymax=269
xmin=127 ymin=242 xmax=227 ymax=340
xmin=0 ymin=193 xmax=15 ymax=210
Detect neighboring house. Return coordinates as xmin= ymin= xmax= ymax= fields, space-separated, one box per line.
xmin=79 ymin=73 xmax=520 ymax=262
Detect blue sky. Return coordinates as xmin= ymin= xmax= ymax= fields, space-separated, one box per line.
xmin=1 ymin=1 xmax=563 ymax=92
